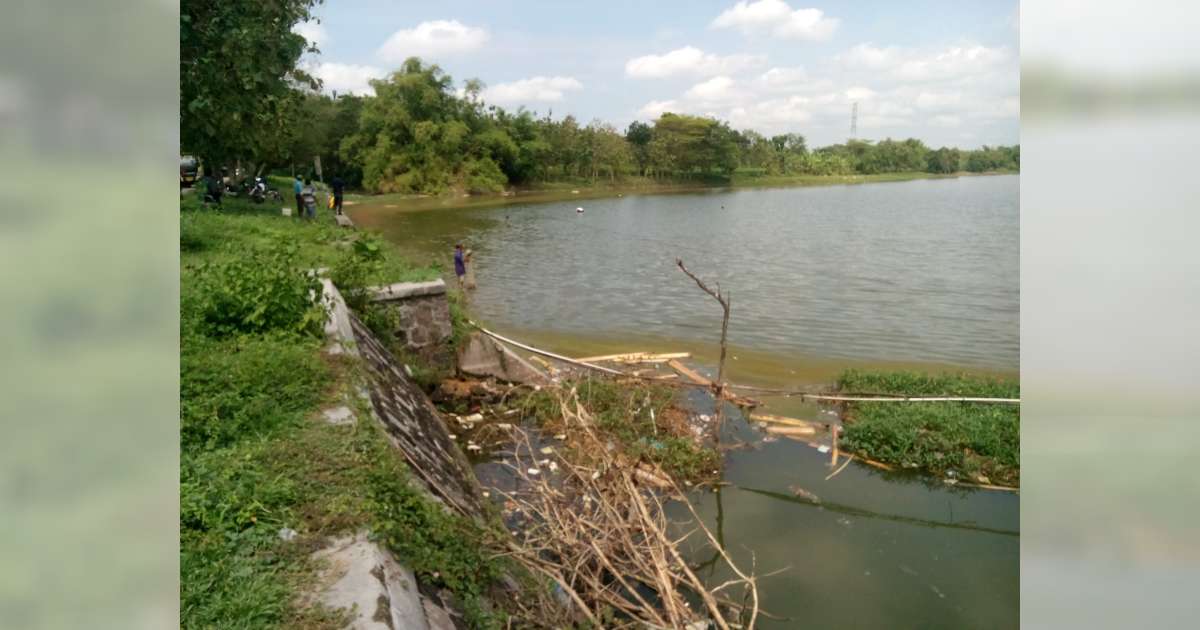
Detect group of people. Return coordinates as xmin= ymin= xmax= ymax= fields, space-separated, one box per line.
xmin=291 ymin=174 xmax=345 ymax=219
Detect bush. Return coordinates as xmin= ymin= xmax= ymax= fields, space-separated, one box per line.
xmin=191 ymin=241 xmax=327 ymax=338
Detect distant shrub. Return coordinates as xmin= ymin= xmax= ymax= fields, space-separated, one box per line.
xmin=191 ymin=241 xmax=327 ymax=338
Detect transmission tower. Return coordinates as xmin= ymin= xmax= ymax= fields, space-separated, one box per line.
xmin=850 ymin=102 xmax=858 ymax=139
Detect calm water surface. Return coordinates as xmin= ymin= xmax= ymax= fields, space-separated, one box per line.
xmin=353 ymin=176 xmax=1020 ymax=628
xmin=354 ymin=175 xmax=1019 ymax=371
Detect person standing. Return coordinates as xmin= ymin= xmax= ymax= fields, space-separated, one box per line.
xmin=301 ymin=177 xmax=317 ymax=220
xmin=464 ymin=247 xmax=476 ymax=289
xmin=331 ymin=174 xmax=345 ymax=216
xmin=292 ymin=175 xmax=304 ymax=218
xmin=453 ymin=244 xmax=467 ymax=290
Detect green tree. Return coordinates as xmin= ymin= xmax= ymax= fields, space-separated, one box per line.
xmin=625 ymin=121 xmax=653 ymax=176
xmin=180 ymin=0 xmax=321 ymax=171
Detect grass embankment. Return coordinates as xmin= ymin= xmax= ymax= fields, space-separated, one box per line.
xmin=836 ymin=370 xmax=1020 ymax=486
xmin=180 ymin=195 xmax=505 ymax=628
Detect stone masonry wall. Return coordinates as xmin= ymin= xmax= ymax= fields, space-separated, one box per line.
xmin=369 ymin=280 xmax=453 ymax=366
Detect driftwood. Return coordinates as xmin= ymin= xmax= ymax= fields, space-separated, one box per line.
xmin=574 ymin=351 xmax=691 ymax=363
xmin=749 ymin=413 xmax=826 ymax=430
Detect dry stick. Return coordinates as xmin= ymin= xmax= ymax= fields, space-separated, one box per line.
xmin=671 ymin=484 xmax=760 ymax=630
xmin=825 ymin=454 xmax=854 ymax=481
xmin=675 ymin=258 xmax=732 ymax=436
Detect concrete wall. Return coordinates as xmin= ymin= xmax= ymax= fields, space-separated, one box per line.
xmin=370 ymin=280 xmax=453 ymax=366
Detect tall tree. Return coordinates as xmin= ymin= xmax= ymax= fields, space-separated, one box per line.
xmin=625 ymin=121 xmax=653 ymax=176
xmin=180 ymin=0 xmax=321 ymax=171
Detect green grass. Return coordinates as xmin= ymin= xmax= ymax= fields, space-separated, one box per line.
xmin=179 ymin=197 xmax=510 ymax=628
xmin=836 ymin=370 xmax=1020 ymax=485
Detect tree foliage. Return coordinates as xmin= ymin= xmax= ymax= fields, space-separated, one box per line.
xmin=180 ymin=0 xmax=321 ymax=169
xmin=181 ymin=31 xmax=1019 ymax=194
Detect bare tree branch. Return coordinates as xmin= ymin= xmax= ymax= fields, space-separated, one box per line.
xmin=676 ymin=258 xmax=732 ymax=431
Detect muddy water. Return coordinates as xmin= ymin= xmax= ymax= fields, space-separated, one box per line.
xmin=353 ymin=176 xmax=1019 ymax=628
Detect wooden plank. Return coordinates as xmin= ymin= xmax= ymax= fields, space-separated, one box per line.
xmin=575 ymin=351 xmax=691 ymax=363
xmin=764 ymin=425 xmax=817 ymax=436
xmin=667 ymin=359 xmax=712 ymax=386
xmin=749 ymin=413 xmax=825 ymax=429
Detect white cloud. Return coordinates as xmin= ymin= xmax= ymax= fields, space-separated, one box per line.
xmin=625 ymin=46 xmax=765 ymax=79
xmin=684 ymin=76 xmax=737 ymax=102
xmin=758 ymin=66 xmax=807 ymax=89
xmin=930 ymin=115 xmax=961 ymax=128
xmin=377 ymin=19 xmax=488 ymax=62
xmin=294 ymin=20 xmax=329 ymax=48
xmin=712 ymin=0 xmax=839 ymax=41
xmin=915 ymin=90 xmax=962 ymax=110
xmin=844 ymin=86 xmax=876 ymax=101
xmin=482 ymin=76 xmax=583 ymax=103
xmin=638 ymin=99 xmax=679 ymax=118
xmin=305 ymin=62 xmax=387 ymax=96
xmin=840 ymin=43 xmax=1010 ymax=82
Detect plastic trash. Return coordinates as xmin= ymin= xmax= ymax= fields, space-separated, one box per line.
xmin=278 ymin=527 xmax=298 ymax=542
xmin=817 ymin=445 xmax=831 ymax=453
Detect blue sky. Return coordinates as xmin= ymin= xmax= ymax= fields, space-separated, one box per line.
xmin=297 ymin=0 xmax=1019 ymax=148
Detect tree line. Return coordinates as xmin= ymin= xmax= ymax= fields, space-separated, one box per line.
xmin=181 ymin=1 xmax=1019 ymax=195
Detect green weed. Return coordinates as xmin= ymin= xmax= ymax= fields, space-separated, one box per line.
xmin=836 ymin=370 xmax=1020 ymax=484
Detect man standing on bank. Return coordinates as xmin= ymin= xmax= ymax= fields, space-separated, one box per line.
xmin=292 ymin=174 xmax=304 ymax=218
xmin=454 ymin=243 xmax=467 ymax=290
xmin=331 ymin=174 xmax=345 ymax=215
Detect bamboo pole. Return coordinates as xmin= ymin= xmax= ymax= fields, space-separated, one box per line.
xmin=471 ymin=323 xmax=1021 ymax=405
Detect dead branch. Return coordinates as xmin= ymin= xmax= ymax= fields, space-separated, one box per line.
xmin=676 ymin=258 xmax=732 ymax=433
xmin=490 ymin=387 xmax=761 ymax=628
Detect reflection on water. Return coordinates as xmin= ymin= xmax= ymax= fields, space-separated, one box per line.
xmin=353 ymin=175 xmax=1019 ymax=371
xmin=672 ymin=411 xmax=1020 ymax=629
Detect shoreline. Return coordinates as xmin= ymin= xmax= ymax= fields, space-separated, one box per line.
xmin=345 ymin=170 xmax=1018 ymax=214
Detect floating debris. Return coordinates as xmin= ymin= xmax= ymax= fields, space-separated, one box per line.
xmin=539 ymin=446 xmax=555 ymax=455
xmin=930 ymin=584 xmax=945 ymax=599
xmin=527 ymin=468 xmax=541 ymax=476
xmin=817 ymin=445 xmax=831 ymax=454
xmin=788 ymin=486 xmax=821 ymax=504
xmin=898 ymin=564 xmax=919 ymax=577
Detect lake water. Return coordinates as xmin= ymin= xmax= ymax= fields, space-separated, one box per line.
xmin=353 ymin=175 xmax=1019 ymax=372
xmin=352 ymin=175 xmax=1020 ymax=628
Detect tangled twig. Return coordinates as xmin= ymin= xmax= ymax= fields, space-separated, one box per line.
xmin=489 ymin=386 xmax=762 ymax=628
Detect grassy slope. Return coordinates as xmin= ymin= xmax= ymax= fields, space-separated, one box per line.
xmin=179 ymin=196 xmax=502 ymax=629
xmin=836 ymin=370 xmax=1020 ymax=486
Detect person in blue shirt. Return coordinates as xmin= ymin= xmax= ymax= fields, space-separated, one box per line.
xmin=292 ymin=175 xmax=304 ymax=218
xmin=453 ymin=244 xmax=466 ymax=290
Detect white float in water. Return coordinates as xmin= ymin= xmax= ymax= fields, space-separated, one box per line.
xmin=576 ymin=207 xmax=584 ymax=213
